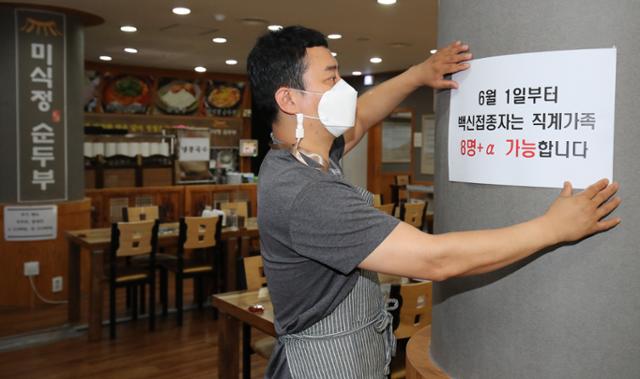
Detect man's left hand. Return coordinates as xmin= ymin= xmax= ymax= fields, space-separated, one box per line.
xmin=413 ymin=41 xmax=472 ymax=90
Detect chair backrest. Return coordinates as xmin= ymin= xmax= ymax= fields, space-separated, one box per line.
xmin=372 ymin=194 xmax=382 ymax=207
xmin=124 ymin=206 xmax=159 ymax=222
xmin=111 ymin=220 xmax=158 ymax=257
xmin=394 ymin=281 xmax=433 ymax=339
xmin=181 ymin=216 xmax=220 ymax=250
xmin=243 ymin=255 xmax=268 ymax=291
xmin=220 ymin=201 xmax=249 ymax=218
xmin=375 ymin=203 xmax=395 ymax=216
xmin=395 ymin=175 xmax=410 ymax=186
xmin=401 ymin=202 xmax=427 ymax=229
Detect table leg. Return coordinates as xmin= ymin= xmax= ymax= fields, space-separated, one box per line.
xmin=242 ymin=323 xmax=251 ymax=379
xmin=88 ymin=249 xmax=104 ymax=341
xmin=67 ymin=242 xmax=81 ymax=324
xmin=218 ymin=311 xmax=240 ymax=379
xmin=225 ymin=238 xmax=238 ymax=291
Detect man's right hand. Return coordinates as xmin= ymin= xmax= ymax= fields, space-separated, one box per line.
xmin=543 ymin=179 xmax=621 ymax=244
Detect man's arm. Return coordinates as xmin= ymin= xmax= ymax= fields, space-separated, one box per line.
xmin=359 ymin=179 xmax=622 ymax=281
xmin=343 ymin=41 xmax=472 ymax=155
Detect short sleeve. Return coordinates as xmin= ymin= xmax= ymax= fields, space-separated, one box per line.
xmin=289 ymin=179 xmax=400 ymax=275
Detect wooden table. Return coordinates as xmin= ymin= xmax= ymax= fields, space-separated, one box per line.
xmin=66 ymin=222 xmax=259 ymax=341
xmin=212 ymin=290 xmax=275 ymax=379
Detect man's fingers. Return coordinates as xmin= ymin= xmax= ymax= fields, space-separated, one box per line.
xmin=579 ymin=178 xmax=609 ymax=199
xmin=560 ymin=181 xmax=573 ymax=197
xmin=433 ymin=79 xmax=459 ymax=90
xmin=448 ymin=52 xmax=473 ymax=64
xmin=596 ymin=196 xmax=621 ymax=219
xmin=592 ymin=181 xmax=619 ymax=206
xmin=595 ymin=217 xmax=622 ymax=232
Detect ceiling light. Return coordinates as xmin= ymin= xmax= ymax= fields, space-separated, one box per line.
xmin=214 ymin=13 xmax=226 ymax=21
xmin=120 ymin=25 xmax=137 ymax=33
xmin=194 ymin=66 xmax=207 ymax=73
xmin=99 ymin=55 xmax=112 ymax=61
xmin=124 ymin=47 xmax=138 ymax=54
xmin=212 ymin=37 xmax=227 ymax=44
xmin=225 ymin=59 xmax=238 ymax=65
xmin=370 ymin=57 xmax=382 ymax=63
xmin=268 ymin=25 xmax=283 ymax=31
xmin=172 ymin=7 xmax=191 ymax=15
xmin=378 ymin=0 xmax=397 ymax=5
xmin=327 ymin=34 xmax=342 ymax=40
xmin=352 ymin=71 xmax=362 ymax=76
xmin=430 ymin=49 xmax=437 ymax=54
xmin=364 ymin=75 xmax=374 ymax=86
xmin=331 ymin=52 xmax=337 ymax=57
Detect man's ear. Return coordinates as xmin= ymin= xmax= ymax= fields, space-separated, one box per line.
xmin=274 ymin=87 xmax=299 ymax=115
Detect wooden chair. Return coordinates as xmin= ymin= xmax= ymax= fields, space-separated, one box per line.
xmin=163 ymin=216 xmax=222 ymax=325
xmin=395 ymin=175 xmax=410 ymax=186
xmin=390 ymin=280 xmax=433 ymax=378
xmin=122 ymin=206 xmax=159 ymax=222
xmin=401 ymin=202 xmax=427 ymax=230
xmin=372 ymin=194 xmax=382 ymax=207
xmin=123 ymin=205 xmax=171 ymax=314
xmin=374 ymin=203 xmax=395 ymax=216
xmin=108 ymin=220 xmax=159 ymax=339
xmin=220 ymin=201 xmax=249 ymax=218
xmin=393 ymin=281 xmax=433 ymax=339
xmin=242 ymin=256 xmax=276 ymax=379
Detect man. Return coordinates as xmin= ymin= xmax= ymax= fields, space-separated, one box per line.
xmin=247 ymin=26 xmax=621 ymax=378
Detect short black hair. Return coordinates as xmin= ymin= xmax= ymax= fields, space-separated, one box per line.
xmin=247 ymin=25 xmax=328 ymax=127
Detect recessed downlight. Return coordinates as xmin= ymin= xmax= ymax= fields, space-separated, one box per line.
xmin=120 ymin=25 xmax=137 ymax=33
xmin=194 ymin=66 xmax=207 ymax=73
xmin=430 ymin=49 xmax=437 ymax=54
xmin=369 ymin=57 xmax=382 ymax=64
xmin=378 ymin=0 xmax=397 ymax=5
xmin=99 ymin=55 xmax=112 ymax=61
xmin=124 ymin=47 xmax=138 ymax=54
xmin=327 ymin=34 xmax=342 ymax=40
xmin=352 ymin=71 xmax=362 ymax=76
xmin=172 ymin=7 xmax=191 ymax=15
xmin=268 ymin=25 xmax=283 ymax=31
xmin=225 ymin=59 xmax=238 ymax=65
xmin=212 ymin=37 xmax=227 ymax=44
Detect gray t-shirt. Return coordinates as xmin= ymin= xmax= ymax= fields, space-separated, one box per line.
xmin=258 ymin=136 xmax=400 ymax=378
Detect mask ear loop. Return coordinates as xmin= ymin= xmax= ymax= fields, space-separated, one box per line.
xmin=293 ymin=113 xmax=305 ymax=156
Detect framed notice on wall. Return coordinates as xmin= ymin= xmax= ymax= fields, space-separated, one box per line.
xmin=421 ymin=114 xmax=436 ymax=174
xmin=382 ymin=112 xmax=412 ymax=163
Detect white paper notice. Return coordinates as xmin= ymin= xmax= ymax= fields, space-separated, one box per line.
xmin=4 ymin=205 xmax=58 ymax=241
xmin=448 ymin=48 xmax=616 ymax=189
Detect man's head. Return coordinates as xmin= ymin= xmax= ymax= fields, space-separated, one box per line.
xmin=247 ymin=26 xmax=332 ymax=128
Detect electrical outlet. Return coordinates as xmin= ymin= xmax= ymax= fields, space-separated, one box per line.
xmin=24 ymin=261 xmax=39 ymax=276
xmin=52 ymin=276 xmax=63 ymax=293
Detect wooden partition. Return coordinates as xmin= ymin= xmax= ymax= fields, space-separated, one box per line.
xmin=183 ymin=184 xmax=257 ymax=218
xmin=85 ymin=184 xmax=257 ymax=228
xmin=0 ymin=199 xmax=91 ymax=311
xmin=86 ymin=186 xmax=184 ymax=227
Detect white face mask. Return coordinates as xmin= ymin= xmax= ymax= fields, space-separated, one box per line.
xmin=295 ymin=79 xmax=358 ymax=137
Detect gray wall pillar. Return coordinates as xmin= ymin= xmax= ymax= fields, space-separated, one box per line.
xmin=432 ymin=0 xmax=640 ymax=378
xmin=0 ymin=4 xmax=100 ymax=203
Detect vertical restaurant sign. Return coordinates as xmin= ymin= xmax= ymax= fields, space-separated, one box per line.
xmin=448 ymin=48 xmax=616 ymax=189
xmin=15 ymin=9 xmax=67 ymax=202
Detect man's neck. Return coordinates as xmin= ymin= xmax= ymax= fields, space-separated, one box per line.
xmin=273 ymin=123 xmax=334 ymax=164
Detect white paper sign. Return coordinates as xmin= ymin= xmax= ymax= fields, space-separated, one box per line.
xmin=4 ymin=205 xmax=58 ymax=241
xmin=178 ymin=137 xmax=210 ymax=162
xmin=448 ymin=48 xmax=616 ymax=189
